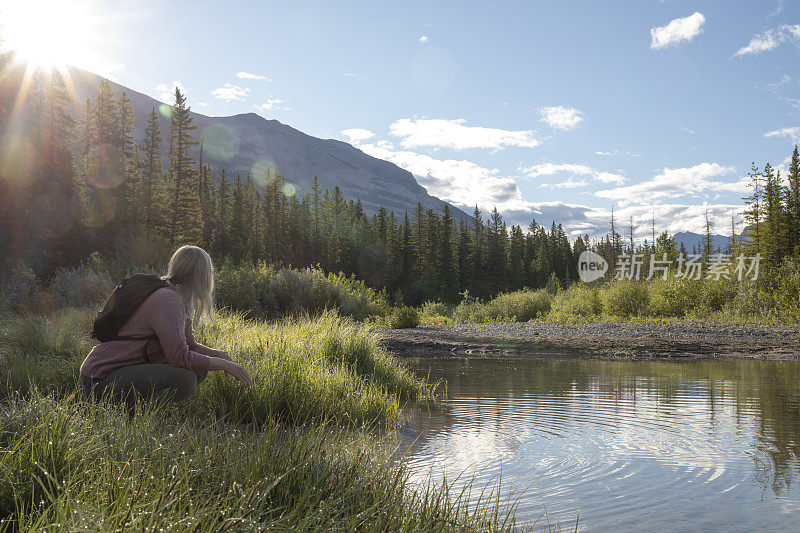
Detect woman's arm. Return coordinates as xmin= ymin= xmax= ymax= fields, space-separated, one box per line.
xmin=185 ymin=321 xmax=232 ymax=360
xmin=150 ymin=292 xmax=211 ymax=372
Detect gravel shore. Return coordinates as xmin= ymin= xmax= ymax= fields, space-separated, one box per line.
xmin=378 ymin=321 xmax=800 ymax=360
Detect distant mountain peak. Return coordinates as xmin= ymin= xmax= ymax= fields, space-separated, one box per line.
xmin=59 ymin=67 xmax=469 ymax=220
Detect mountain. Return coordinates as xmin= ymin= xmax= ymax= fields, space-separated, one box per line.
xmin=673 ymin=231 xmax=732 ymax=254
xmin=58 ymin=68 xmax=468 ymax=220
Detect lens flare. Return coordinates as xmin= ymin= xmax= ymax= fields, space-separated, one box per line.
xmin=159 ymin=104 xmax=174 ymax=119
xmin=0 ymin=0 xmax=116 ymax=73
xmin=252 ymin=158 xmax=278 ymax=186
xmin=86 ymin=144 xmax=123 ymax=188
xmin=201 ymin=124 xmax=240 ymax=161
xmin=82 ymin=187 xmax=116 ymax=227
xmin=282 ymin=183 xmax=296 ymax=197
xmin=0 ymin=135 xmax=38 ymax=182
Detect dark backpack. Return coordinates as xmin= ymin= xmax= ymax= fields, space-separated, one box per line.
xmin=91 ymin=274 xmax=171 ymax=362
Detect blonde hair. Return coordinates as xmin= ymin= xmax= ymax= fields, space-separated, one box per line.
xmin=164 ymin=245 xmax=214 ymax=323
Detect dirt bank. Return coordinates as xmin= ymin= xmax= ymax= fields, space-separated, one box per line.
xmin=378 ymin=321 xmax=800 ymax=360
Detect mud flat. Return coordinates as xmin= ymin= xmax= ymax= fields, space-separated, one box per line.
xmin=378 ymin=321 xmax=800 ymax=360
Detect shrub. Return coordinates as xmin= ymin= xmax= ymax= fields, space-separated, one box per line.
xmin=420 ymin=300 xmax=452 ymax=319
xmin=48 ymin=265 xmax=115 ymax=309
xmin=646 ymin=278 xmax=698 ymax=317
xmin=0 ymin=264 xmax=38 ymax=313
xmin=724 ymin=280 xmax=775 ymax=318
xmin=548 ymin=284 xmax=602 ymax=319
xmin=696 ymin=278 xmax=738 ymax=313
xmin=214 ymin=262 xmax=390 ymax=321
xmin=602 ymin=281 xmax=650 ymax=318
xmin=452 ymin=298 xmax=497 ymax=323
xmin=389 ymin=306 xmax=420 ymax=329
xmin=487 ymin=289 xmax=552 ymax=321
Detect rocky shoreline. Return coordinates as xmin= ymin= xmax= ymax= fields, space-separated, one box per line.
xmin=378 ymin=321 xmax=800 ymax=360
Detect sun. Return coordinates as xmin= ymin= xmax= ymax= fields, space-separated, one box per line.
xmin=0 ymin=0 xmax=107 ymax=71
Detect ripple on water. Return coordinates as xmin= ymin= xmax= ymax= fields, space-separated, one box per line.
xmin=401 ymin=358 xmax=800 ymax=532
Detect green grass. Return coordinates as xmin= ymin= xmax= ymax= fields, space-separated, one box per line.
xmin=0 ymin=307 xmax=526 ymax=531
xmin=193 ymin=311 xmax=435 ymax=426
xmin=0 ymin=390 xmax=518 ymax=532
xmin=0 ymin=308 xmax=432 ymax=427
xmin=412 ymin=277 xmax=800 ymax=327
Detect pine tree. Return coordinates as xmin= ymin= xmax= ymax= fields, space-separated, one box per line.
xmin=439 ymin=204 xmax=457 ymax=298
xmin=213 ymin=169 xmax=230 ymax=257
xmin=166 ymin=87 xmax=201 ymax=246
xmin=742 ymin=162 xmax=763 ymax=254
xmin=486 ymin=207 xmax=506 ymax=288
xmin=762 ymin=163 xmax=786 ymax=270
xmin=470 ymin=205 xmax=485 ymax=286
xmin=786 ymin=145 xmax=800 ymax=253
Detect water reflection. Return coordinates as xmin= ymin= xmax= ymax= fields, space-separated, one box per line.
xmin=401 ymin=358 xmax=800 ymax=531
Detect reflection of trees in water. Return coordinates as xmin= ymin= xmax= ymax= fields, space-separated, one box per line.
xmin=406 ymin=357 xmax=800 ymax=495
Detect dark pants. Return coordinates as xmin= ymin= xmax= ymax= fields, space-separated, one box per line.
xmin=80 ymin=364 xmax=207 ymax=406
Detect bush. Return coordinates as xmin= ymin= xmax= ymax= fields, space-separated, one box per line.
xmin=389 ymin=306 xmax=420 ymax=329
xmin=646 ymin=278 xmax=698 ymax=317
xmin=726 ymin=280 xmax=775 ymax=318
xmin=48 ymin=265 xmax=115 ymax=309
xmin=420 ymin=300 xmax=452 ymax=319
xmin=0 ymin=264 xmax=38 ymax=313
xmin=452 ymin=298 xmax=497 ymax=323
xmin=214 ymin=262 xmax=390 ymax=321
xmin=602 ymin=281 xmax=650 ymax=318
xmin=695 ymin=278 xmax=738 ymax=313
xmin=487 ymin=289 xmax=552 ymax=321
xmin=548 ymin=284 xmax=602 ymax=319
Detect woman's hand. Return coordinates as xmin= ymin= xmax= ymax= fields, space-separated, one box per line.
xmin=209 ymin=357 xmax=254 ymax=387
xmin=223 ymin=360 xmax=254 ymax=387
xmin=216 ymin=350 xmax=233 ymax=361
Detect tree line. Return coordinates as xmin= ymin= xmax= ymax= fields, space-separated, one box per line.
xmin=0 ymin=70 xmax=589 ymax=303
xmin=2 ymin=68 xmax=798 ymax=304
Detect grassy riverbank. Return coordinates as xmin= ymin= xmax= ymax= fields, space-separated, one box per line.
xmin=409 ymin=274 xmax=800 ymax=327
xmin=0 ymin=309 xmax=520 ymax=531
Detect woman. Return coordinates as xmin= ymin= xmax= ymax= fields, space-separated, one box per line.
xmin=79 ymin=246 xmax=253 ymax=405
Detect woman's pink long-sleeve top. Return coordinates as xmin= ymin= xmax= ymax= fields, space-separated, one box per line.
xmin=80 ymin=287 xmax=211 ymax=379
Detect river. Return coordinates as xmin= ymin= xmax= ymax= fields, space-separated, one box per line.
xmin=401 ymin=357 xmax=800 ymax=531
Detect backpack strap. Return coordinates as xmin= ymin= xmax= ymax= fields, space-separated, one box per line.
xmin=108 ymin=334 xmax=159 ymax=364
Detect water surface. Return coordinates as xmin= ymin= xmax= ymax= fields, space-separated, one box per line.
xmin=401 ymin=357 xmax=800 ymax=531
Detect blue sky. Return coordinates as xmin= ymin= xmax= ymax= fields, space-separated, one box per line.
xmin=4 ymin=0 xmax=800 ymax=238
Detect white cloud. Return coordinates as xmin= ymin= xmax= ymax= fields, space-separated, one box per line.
xmin=596 ymin=163 xmax=743 ymax=205
xmin=520 ymin=163 xmax=626 ymax=185
xmin=734 ymin=24 xmax=800 ymax=56
xmin=235 ymin=71 xmax=269 ymax=80
xmin=212 ymin=83 xmax=250 ymax=102
xmin=419 ymin=35 xmax=429 ymax=43
xmin=784 ymin=98 xmax=800 ymax=111
xmin=254 ymin=97 xmax=286 ymax=112
xmin=677 ymin=126 xmax=697 ymax=135
xmin=352 ymin=139 xmax=530 ymax=213
xmin=650 ymin=12 xmax=706 ymax=50
xmin=155 ymin=81 xmax=187 ymax=103
xmin=539 ymin=177 xmax=589 ymax=189
xmin=764 ymin=126 xmax=800 ymax=142
xmin=538 ymin=106 xmax=584 ymax=131
xmin=388 ymin=118 xmax=540 ymax=150
xmin=341 ymin=128 xmax=375 ymax=144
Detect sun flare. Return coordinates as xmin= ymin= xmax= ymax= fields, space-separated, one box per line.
xmin=0 ymin=0 xmax=111 ymax=72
